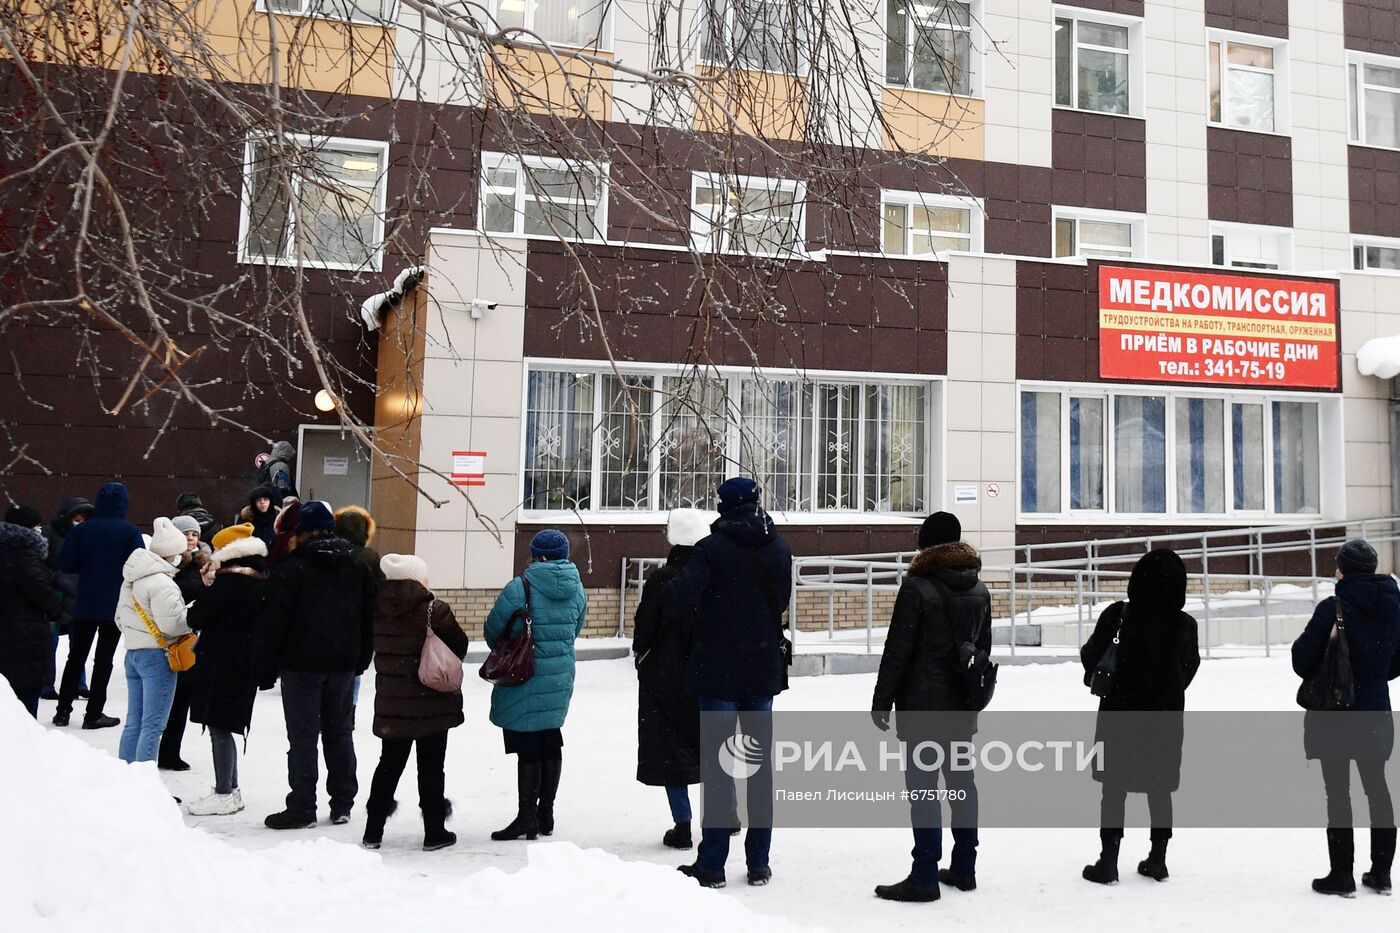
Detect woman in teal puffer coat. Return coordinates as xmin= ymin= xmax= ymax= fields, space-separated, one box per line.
xmin=484 ymin=529 xmax=587 ymax=841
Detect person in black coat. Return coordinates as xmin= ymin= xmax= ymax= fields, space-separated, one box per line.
xmin=1292 ymin=539 xmax=1400 ymax=896
xmin=664 ymin=478 xmax=792 ymax=889
xmin=40 ymin=497 xmax=93 ymax=699
xmin=1079 ymin=548 xmax=1200 ymax=885
xmin=184 ymin=523 xmax=268 ymax=817
xmin=0 ymin=507 xmax=62 ymax=717
xmin=254 ymin=501 xmax=377 ymax=830
xmin=633 ymin=509 xmax=710 ymax=850
xmin=176 ymin=492 xmax=222 ymax=544
xmin=871 ymin=512 xmax=992 ymax=903
xmin=242 ymin=486 xmax=279 ymax=547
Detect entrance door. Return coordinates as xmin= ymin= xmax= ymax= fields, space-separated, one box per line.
xmin=297 ymin=426 xmax=373 ymax=509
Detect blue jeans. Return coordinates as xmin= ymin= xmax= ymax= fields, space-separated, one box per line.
xmin=666 ymin=785 xmax=692 ymax=823
xmin=697 ymin=695 xmax=774 ymax=875
xmin=906 ymin=742 xmax=979 ymax=882
xmin=119 ymin=649 xmax=177 ymax=763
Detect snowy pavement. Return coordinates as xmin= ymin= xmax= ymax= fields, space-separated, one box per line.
xmin=7 ymin=647 xmax=1396 ymax=931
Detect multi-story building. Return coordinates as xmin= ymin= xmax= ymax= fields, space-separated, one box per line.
xmin=7 ymin=0 xmax=1400 ymax=631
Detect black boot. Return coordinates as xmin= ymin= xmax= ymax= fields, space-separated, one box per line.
xmin=938 ymin=867 xmax=976 ymax=891
xmin=664 ymin=821 xmax=693 ymax=849
xmin=1313 ymin=828 xmax=1357 ymax=896
xmin=1363 ymin=827 xmax=1396 ymax=894
xmin=537 ymin=758 xmax=562 ymax=836
xmin=491 ymin=760 xmax=541 ymax=841
xmin=362 ymin=799 xmax=398 ymax=849
xmin=1137 ymin=828 xmax=1171 ymax=881
xmin=874 ymin=875 xmax=940 ymax=902
xmin=422 ymin=800 xmax=456 ymax=852
xmin=1083 ymin=829 xmax=1122 ymax=885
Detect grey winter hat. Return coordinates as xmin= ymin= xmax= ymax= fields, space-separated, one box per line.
xmin=170 ymin=515 xmax=202 ymax=538
xmin=1337 ymin=539 xmax=1379 ymax=576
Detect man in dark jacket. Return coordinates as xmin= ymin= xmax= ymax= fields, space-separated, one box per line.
xmin=254 ymin=500 xmax=377 ymax=829
xmin=665 ymin=478 xmax=791 ymax=889
xmin=40 ymin=497 xmax=93 ymax=699
xmin=1293 ymin=539 xmax=1400 ymax=896
xmin=176 ymin=492 xmax=222 ymax=543
xmin=55 ymin=483 xmax=144 ymax=729
xmin=1 ymin=505 xmax=62 ymax=716
xmin=871 ymin=512 xmax=992 ymax=902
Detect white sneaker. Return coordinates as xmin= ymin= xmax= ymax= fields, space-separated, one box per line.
xmin=186 ymin=789 xmax=244 ymax=816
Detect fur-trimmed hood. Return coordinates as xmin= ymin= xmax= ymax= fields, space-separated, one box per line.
xmin=211 ymin=535 xmax=268 ymax=565
xmin=334 ymin=505 xmax=376 ymax=548
xmin=909 ymin=541 xmax=982 ymax=579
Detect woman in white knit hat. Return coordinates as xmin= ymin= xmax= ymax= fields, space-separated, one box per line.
xmin=115 ymin=517 xmax=192 ymax=764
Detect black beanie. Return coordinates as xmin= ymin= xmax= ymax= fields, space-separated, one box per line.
xmin=1337 ymin=539 xmax=1379 ymax=576
xmin=918 ymin=511 xmax=961 ymax=549
xmin=4 ymin=504 xmax=43 ymax=528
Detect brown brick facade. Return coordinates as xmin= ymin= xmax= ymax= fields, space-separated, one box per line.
xmin=1208 ymin=127 xmax=1293 ymax=228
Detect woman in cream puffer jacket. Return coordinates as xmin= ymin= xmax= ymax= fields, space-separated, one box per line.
xmin=115 ymin=517 xmax=192 ymax=764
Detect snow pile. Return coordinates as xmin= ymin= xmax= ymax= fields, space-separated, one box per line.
xmin=1 ymin=696 xmax=805 ymax=933
xmin=1356 ymin=333 xmax=1400 ymax=379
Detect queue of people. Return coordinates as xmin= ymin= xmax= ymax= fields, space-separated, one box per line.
xmin=3 ymin=469 xmax=1399 ymax=897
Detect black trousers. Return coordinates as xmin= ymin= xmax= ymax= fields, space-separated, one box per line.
xmin=158 ymin=674 xmax=192 ymax=764
xmin=1100 ymin=783 xmax=1174 ymax=835
xmin=1321 ymin=758 xmax=1395 ymax=828
xmin=367 ymin=732 xmax=449 ymax=815
xmin=280 ymin=671 xmax=358 ymax=817
xmin=58 ymin=618 xmax=120 ymax=719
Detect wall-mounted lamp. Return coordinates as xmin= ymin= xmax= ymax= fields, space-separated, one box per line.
xmin=314 ymin=389 xmax=338 ymax=412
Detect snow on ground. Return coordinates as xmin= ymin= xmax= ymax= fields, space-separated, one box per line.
xmin=7 ymin=647 xmax=1396 ymax=931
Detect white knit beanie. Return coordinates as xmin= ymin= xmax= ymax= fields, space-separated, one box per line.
xmin=667 ymin=508 xmax=711 ymax=548
xmin=380 ymin=553 xmax=429 ymax=587
xmin=149 ymin=517 xmax=187 ymax=559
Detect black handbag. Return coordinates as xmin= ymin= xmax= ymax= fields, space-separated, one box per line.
xmin=1296 ymin=599 xmax=1355 ymax=711
xmin=479 ymin=577 xmax=536 ymax=687
xmin=959 ymin=607 xmax=998 ymax=711
xmin=1086 ymin=609 xmax=1123 ymax=698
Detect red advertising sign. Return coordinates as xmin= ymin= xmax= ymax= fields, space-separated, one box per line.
xmin=1098 ymin=266 xmax=1339 ymax=389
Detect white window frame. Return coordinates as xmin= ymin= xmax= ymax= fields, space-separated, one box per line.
xmin=879 ymin=190 xmax=984 ymax=257
xmin=690 ymin=172 xmax=806 ymax=256
xmin=237 ymin=134 xmax=390 ymax=272
xmin=488 ymin=0 xmax=613 ymax=51
xmin=519 ymin=360 xmax=945 ymax=523
xmin=258 ymin=0 xmax=397 ymax=25
xmin=883 ymin=0 xmax=982 ymax=98
xmin=1052 ymin=6 xmax=1144 ymax=118
xmin=1209 ymin=222 xmax=1295 ymax=271
xmin=1017 ymin=380 xmax=1340 ymax=524
xmin=698 ymin=0 xmax=808 ymax=75
xmin=1051 ymin=207 xmax=1145 ymax=260
xmin=1352 ymin=235 xmax=1400 ymax=274
xmin=1205 ymin=30 xmax=1290 ymax=134
xmin=478 ymin=151 xmax=610 ymax=242
xmin=1348 ymin=50 xmax=1400 ymax=151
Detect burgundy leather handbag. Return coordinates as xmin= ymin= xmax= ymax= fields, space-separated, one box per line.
xmin=479 ymin=577 xmax=536 ymax=686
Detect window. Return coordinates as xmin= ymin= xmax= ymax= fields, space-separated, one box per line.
xmin=692 ymin=174 xmax=804 ymax=255
xmin=493 ymin=0 xmax=608 ymax=48
xmin=1054 ymin=11 xmax=1139 ymax=116
xmin=881 ymin=192 xmax=981 ymax=256
xmin=1020 ymin=384 xmax=1327 ymax=518
xmin=885 ymin=0 xmax=976 ymax=96
xmin=1210 ymin=223 xmax=1293 ymax=271
xmin=1053 ymin=209 xmax=1142 ymax=260
xmin=701 ymin=0 xmax=804 ymax=74
xmin=523 ymin=365 xmax=937 ymax=514
xmin=263 ymin=0 xmax=393 ymax=23
xmin=1353 ymin=236 xmax=1400 ymax=272
xmin=1348 ymin=53 xmax=1400 ymax=149
xmin=1207 ymin=33 xmax=1287 ymax=133
xmin=240 ymin=136 xmax=388 ymax=270
xmin=479 ymin=152 xmax=606 ymax=240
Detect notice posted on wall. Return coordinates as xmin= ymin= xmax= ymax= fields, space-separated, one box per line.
xmin=322 ymin=456 xmax=349 ymax=476
xmin=953 ymin=484 xmax=978 ymax=505
xmin=1097 ymin=266 xmax=1339 ymax=390
xmin=451 ymin=451 xmax=486 ymax=487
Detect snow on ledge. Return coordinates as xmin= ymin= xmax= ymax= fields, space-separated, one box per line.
xmin=1357 ymin=334 xmax=1400 ymax=379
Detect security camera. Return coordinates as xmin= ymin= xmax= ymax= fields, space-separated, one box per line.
xmin=469 ymin=298 xmax=498 ymax=319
